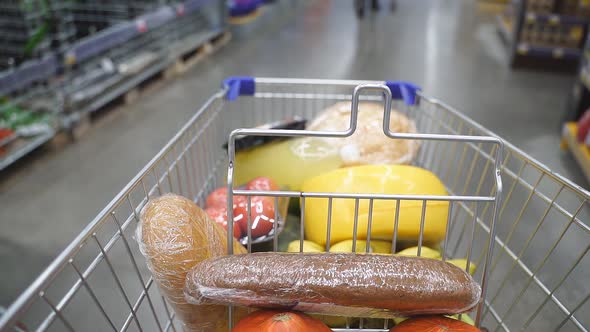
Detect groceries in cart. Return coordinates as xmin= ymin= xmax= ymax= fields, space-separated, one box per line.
xmin=390 ymin=316 xmax=480 ymax=331
xmin=6 ymin=78 xmax=587 ymax=332
xmin=287 ymin=239 xmax=476 ymax=276
xmin=133 ymin=96 xmax=488 ymax=331
xmin=301 ymin=164 xmax=449 ymax=246
xmin=184 ymin=252 xmax=481 ymax=316
xmin=137 ymin=194 xmax=248 ymax=331
xmin=205 ymin=176 xmax=290 ymax=245
xmin=136 ymin=176 xmax=483 ymax=327
xmin=232 ymin=101 xmax=419 ymax=190
xmin=137 ymin=193 xmax=482 ymax=331
xmin=306 ymin=101 xmax=420 ymax=165
xmin=230 ymin=310 xmax=333 ymax=331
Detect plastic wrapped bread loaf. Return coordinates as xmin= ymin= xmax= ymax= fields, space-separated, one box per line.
xmin=137 ymin=194 xmax=246 ymax=331
xmin=185 ymin=253 xmax=481 ymax=318
xmin=307 ymin=101 xmax=420 ymax=166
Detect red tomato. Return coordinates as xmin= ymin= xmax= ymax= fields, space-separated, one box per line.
xmin=246 ymin=177 xmax=280 ymax=191
xmin=236 ymin=196 xmax=276 ymax=238
xmin=232 ymin=310 xmax=331 ymax=332
xmin=206 ymin=187 xmax=227 ymax=208
xmin=205 ymin=207 xmax=242 ymax=239
xmin=390 ymin=316 xmax=480 ymax=332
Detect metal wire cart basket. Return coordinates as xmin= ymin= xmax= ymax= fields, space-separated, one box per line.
xmin=0 ymin=77 xmax=588 ymax=332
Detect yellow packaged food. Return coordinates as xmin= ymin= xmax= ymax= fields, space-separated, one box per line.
xmin=234 ymin=137 xmax=342 ymax=191
xmin=301 ymin=165 xmax=449 ymax=245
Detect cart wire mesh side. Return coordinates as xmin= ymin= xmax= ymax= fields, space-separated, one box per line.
xmin=0 ymin=78 xmax=588 ymax=332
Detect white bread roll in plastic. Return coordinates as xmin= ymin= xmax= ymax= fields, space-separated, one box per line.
xmin=137 ymin=193 xmax=246 ymax=331
xmin=307 ymin=101 xmax=420 ymax=166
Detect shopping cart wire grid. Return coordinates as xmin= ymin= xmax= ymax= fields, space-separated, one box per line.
xmin=0 ymin=77 xmax=588 ymax=332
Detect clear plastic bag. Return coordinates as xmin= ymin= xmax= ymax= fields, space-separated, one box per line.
xmin=307 ymin=101 xmax=420 ymax=166
xmin=136 ymin=193 xmax=246 ymax=331
xmin=184 ymin=252 xmax=481 ymax=319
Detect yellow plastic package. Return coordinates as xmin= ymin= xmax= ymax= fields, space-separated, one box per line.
xmin=301 ymin=165 xmax=449 ymax=245
xmin=234 ymin=137 xmax=342 ymax=191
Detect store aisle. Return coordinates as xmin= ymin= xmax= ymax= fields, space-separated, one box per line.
xmin=0 ymin=0 xmax=583 ymax=306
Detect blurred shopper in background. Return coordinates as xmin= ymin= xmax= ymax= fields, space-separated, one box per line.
xmin=354 ymin=0 xmax=396 ymax=18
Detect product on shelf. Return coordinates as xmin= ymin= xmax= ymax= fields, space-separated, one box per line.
xmin=307 ymin=101 xmax=419 ymax=166
xmin=526 ymin=0 xmax=554 ymax=14
xmin=118 ymin=51 xmax=159 ymax=76
xmin=0 ymin=103 xmax=51 ymax=134
xmin=185 ymin=252 xmax=481 ymax=318
xmin=232 ymin=310 xmax=332 ymax=332
xmin=301 ymin=164 xmax=449 ymax=246
xmin=558 ymin=0 xmax=590 ymax=18
xmin=0 ymin=127 xmax=15 ymax=156
xmin=137 ymin=194 xmax=246 ymax=331
xmin=390 ymin=315 xmax=480 ymax=331
xmin=0 ymin=127 xmax=14 ymax=142
xmin=520 ymin=22 xmax=583 ymax=49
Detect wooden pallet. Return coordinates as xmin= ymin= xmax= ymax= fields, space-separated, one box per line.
xmin=124 ymin=30 xmax=231 ymax=103
xmin=123 ymin=67 xmax=169 ymax=106
xmin=228 ymin=9 xmax=262 ymax=25
xmin=172 ymin=30 xmax=232 ymax=74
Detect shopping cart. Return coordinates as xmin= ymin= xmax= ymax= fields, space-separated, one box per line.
xmin=0 ymin=77 xmax=588 ymax=332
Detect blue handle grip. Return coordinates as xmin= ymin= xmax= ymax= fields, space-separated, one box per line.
xmin=385 ymin=81 xmax=420 ymax=105
xmin=223 ymin=76 xmax=255 ymax=101
xmin=222 ymin=77 xmax=419 ymax=104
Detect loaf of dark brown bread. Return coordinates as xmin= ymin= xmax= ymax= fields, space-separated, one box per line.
xmin=184 ymin=252 xmax=481 ymax=318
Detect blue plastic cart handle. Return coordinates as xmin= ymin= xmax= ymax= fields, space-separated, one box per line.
xmin=223 ymin=76 xmax=255 ymax=101
xmin=385 ymin=81 xmax=420 ymax=105
xmin=222 ymin=77 xmax=420 ymax=105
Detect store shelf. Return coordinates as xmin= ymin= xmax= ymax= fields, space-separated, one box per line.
xmin=0 ymin=55 xmax=58 ymax=96
xmin=524 ymin=12 xmax=590 ymax=25
xmin=0 ymin=0 xmax=225 ymax=172
xmin=179 ymin=0 xmax=213 ymax=15
xmin=500 ymin=0 xmax=587 ymax=70
xmin=63 ymin=56 xmax=170 ymax=127
xmin=65 ymin=0 xmax=215 ymax=65
xmin=496 ymin=14 xmax=514 ymax=45
xmin=139 ymin=6 xmax=176 ymax=30
xmin=67 ymin=23 xmax=138 ymax=64
xmin=562 ymin=122 xmax=590 ymax=183
xmin=72 ymin=29 xmax=225 ymax=121
xmin=0 ymin=129 xmax=55 ymax=171
xmin=580 ymin=65 xmax=590 ymax=91
xmin=0 ymin=133 xmax=17 ymax=149
xmin=516 ymin=43 xmax=581 ymax=60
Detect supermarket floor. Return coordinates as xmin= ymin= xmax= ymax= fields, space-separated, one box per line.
xmin=0 ymin=0 xmax=586 ymax=317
